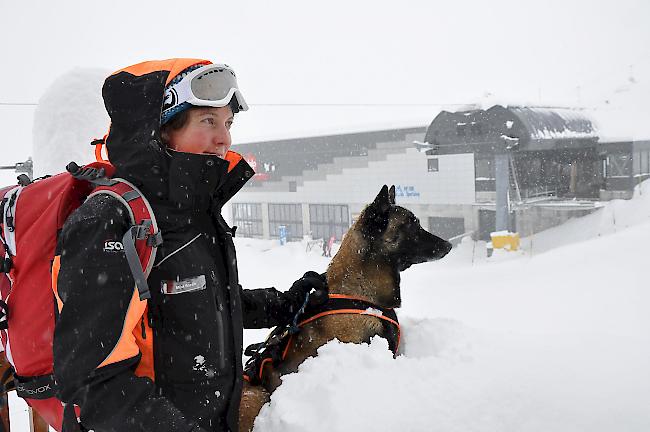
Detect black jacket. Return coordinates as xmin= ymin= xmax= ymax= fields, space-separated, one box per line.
xmin=53 ymin=59 xmax=295 ymax=432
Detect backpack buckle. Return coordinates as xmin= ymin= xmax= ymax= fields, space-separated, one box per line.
xmin=0 ymin=257 xmax=11 ymax=273
xmin=147 ymin=231 xmax=163 ymax=247
xmin=133 ymin=221 xmax=152 ymax=240
xmin=66 ymin=162 xmax=116 ymax=186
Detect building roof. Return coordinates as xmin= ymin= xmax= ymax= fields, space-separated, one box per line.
xmin=232 ymin=126 xmax=426 ymax=186
xmin=508 ymin=107 xmax=597 ymax=142
xmin=425 ymin=105 xmax=599 ymax=152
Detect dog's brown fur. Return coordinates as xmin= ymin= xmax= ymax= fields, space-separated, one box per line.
xmin=239 ymin=186 xmax=451 ymax=431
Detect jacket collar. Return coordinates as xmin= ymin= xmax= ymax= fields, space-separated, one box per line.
xmin=166 ymin=150 xmax=226 ymax=211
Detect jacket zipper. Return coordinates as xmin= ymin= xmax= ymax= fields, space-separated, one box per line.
xmin=153 ymin=233 xmax=202 ymax=268
xmin=211 ymin=270 xmax=227 ymax=371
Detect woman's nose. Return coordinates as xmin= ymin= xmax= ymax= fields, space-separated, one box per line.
xmin=213 ymin=124 xmax=231 ymax=146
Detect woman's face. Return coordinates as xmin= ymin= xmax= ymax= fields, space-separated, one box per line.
xmin=166 ymin=106 xmax=234 ymax=158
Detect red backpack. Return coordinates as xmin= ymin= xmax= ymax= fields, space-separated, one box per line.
xmin=0 ymin=160 xmax=161 ymax=431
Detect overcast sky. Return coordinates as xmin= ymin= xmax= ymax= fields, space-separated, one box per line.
xmin=1 ymin=0 xmax=649 ymax=173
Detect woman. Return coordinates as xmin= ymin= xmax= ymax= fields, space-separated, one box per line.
xmin=53 ymin=59 xmax=326 ymax=432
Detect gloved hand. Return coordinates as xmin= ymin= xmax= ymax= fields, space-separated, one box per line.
xmin=285 ymin=271 xmax=329 ymax=315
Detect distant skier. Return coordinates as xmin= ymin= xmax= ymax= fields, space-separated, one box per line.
xmin=324 ymin=235 xmax=335 ymax=257
xmin=53 ymin=59 xmax=328 ymax=432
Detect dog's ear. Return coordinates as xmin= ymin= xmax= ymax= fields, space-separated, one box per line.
xmin=359 ymin=186 xmax=392 ymax=235
xmin=371 ymin=185 xmax=392 ymax=215
xmin=388 ymin=185 xmax=396 ymax=205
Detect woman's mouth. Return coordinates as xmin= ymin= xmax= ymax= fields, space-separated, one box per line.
xmin=204 ymin=151 xmax=225 ymax=159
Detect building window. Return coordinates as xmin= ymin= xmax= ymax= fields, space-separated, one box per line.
xmin=475 ymin=157 xmax=496 ymax=191
xmin=607 ymin=153 xmax=631 ymax=177
xmin=268 ymin=203 xmax=303 ymax=240
xmin=427 ymin=158 xmax=439 ymax=172
xmin=456 ymin=123 xmax=467 ymax=137
xmin=289 ymin=181 xmax=297 ymax=192
xmin=232 ymin=203 xmax=263 ymax=237
xmin=309 ymin=204 xmax=350 ymax=241
xmin=475 ymin=158 xmax=495 ymax=180
xmin=637 ymin=150 xmax=649 ymax=175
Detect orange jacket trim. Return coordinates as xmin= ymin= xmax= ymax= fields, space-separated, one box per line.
xmin=225 ymin=151 xmax=243 ymax=173
xmin=52 ymin=255 xmax=63 ymax=313
xmin=133 ymin=306 xmax=155 ymax=380
xmin=97 ymin=288 xmax=147 ymax=369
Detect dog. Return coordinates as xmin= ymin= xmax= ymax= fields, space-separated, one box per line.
xmin=238 ymin=185 xmax=452 ymax=431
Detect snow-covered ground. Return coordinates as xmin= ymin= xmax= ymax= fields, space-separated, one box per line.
xmin=8 ymin=184 xmax=650 ymax=431
xmin=239 ymin=181 xmax=650 ymax=432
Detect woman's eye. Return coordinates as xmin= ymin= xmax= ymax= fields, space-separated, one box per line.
xmin=226 ymin=121 xmax=233 ymax=129
xmin=202 ymin=117 xmax=215 ymax=125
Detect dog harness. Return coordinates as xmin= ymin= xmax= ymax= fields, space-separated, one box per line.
xmin=243 ymin=294 xmax=400 ymax=385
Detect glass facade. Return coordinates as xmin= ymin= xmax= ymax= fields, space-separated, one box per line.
xmin=268 ymin=203 xmax=303 ymax=240
xmin=232 ymin=203 xmax=263 ymax=237
xmin=309 ymin=204 xmax=349 ymax=241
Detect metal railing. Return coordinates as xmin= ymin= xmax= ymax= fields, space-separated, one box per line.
xmin=0 ymin=158 xmax=33 ymax=182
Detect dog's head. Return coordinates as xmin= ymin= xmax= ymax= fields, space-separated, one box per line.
xmin=328 ymin=185 xmax=452 ymax=308
xmin=356 ymin=185 xmax=452 ymax=271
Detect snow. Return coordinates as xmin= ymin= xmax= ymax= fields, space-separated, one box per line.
xmin=6 ymin=169 xmax=649 ymax=432
xmin=234 ymin=180 xmax=650 ymax=432
xmin=32 ymin=68 xmax=109 ymax=177
xmin=362 ymin=307 xmax=383 ymax=316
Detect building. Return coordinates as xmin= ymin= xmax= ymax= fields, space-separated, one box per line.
xmin=228 ymin=105 xmax=650 ymax=243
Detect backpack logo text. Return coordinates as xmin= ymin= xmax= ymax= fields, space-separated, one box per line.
xmin=16 ymin=383 xmax=51 ymax=396
xmin=103 ymin=241 xmax=124 ymax=252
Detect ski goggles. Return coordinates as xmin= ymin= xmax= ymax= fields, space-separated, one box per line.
xmin=162 ymin=63 xmax=249 ymax=122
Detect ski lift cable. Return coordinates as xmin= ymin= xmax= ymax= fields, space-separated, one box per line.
xmin=0 ymin=102 xmax=39 ymax=106
xmin=249 ymin=103 xmax=469 ymax=107
xmin=0 ymin=101 xmax=469 ymax=107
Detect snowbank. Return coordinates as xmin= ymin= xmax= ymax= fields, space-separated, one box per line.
xmin=254 ymin=322 xmax=649 ymax=432
xmin=242 ymin=180 xmax=650 ymax=432
xmin=32 ymin=68 xmax=109 ymax=177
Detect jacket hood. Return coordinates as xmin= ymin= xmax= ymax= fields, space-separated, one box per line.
xmin=102 ymin=58 xmax=253 ymax=210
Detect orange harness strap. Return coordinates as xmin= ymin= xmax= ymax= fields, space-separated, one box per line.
xmin=246 ymin=295 xmax=401 ymax=383
xmin=280 ymin=298 xmax=401 ymax=362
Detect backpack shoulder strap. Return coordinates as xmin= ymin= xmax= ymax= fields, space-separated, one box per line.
xmin=89 ymin=178 xmax=162 ymax=301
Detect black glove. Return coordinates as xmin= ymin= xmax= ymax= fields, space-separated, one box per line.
xmin=285 ymin=271 xmax=329 ymax=315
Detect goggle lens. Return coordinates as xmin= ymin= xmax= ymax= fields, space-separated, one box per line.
xmin=190 ymin=67 xmax=239 ymax=101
